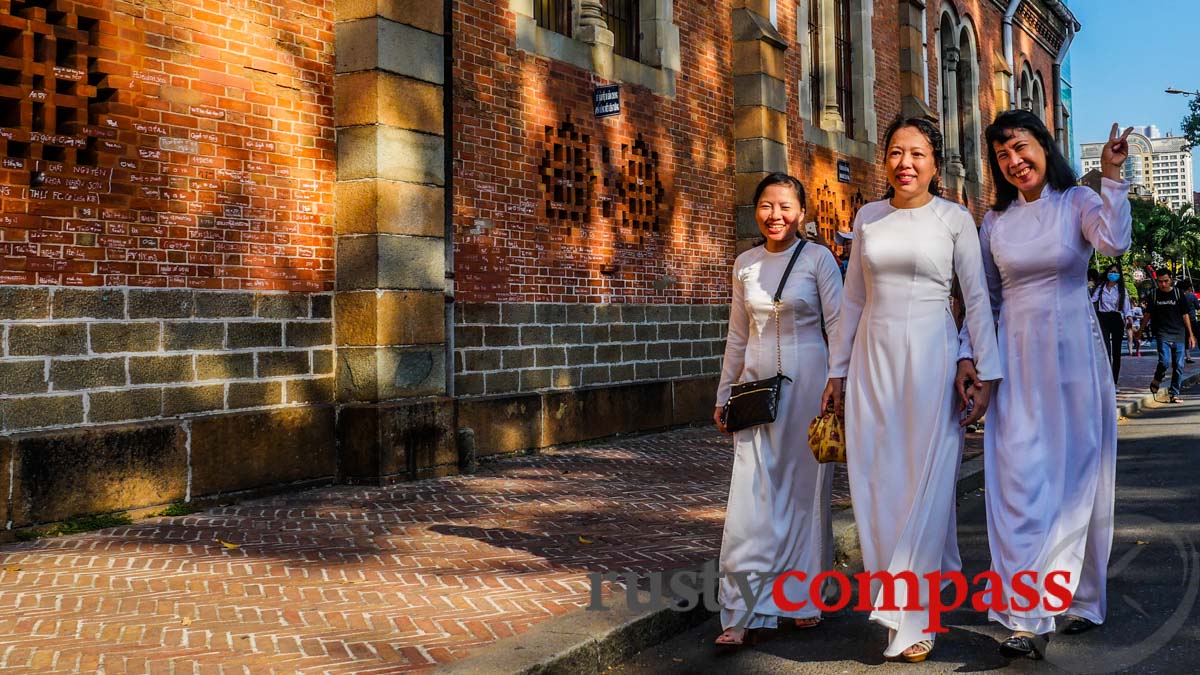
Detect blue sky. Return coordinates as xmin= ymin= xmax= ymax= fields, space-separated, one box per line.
xmin=1069 ymin=0 xmax=1200 ymax=191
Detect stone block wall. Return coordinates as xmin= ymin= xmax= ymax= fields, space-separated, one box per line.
xmin=454 ymin=302 xmax=728 ymax=397
xmin=0 ymin=287 xmax=333 ymax=434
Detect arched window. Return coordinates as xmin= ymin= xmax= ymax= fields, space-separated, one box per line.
xmin=1032 ymin=72 xmax=1046 ymax=122
xmin=956 ymin=22 xmax=981 ymax=182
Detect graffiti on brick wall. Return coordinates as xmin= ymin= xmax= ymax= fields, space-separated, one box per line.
xmin=0 ymin=0 xmax=335 ymax=291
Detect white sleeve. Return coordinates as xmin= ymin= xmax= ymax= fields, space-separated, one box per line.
xmin=1078 ymin=179 xmax=1132 ymax=257
xmin=813 ymin=246 xmax=844 ymax=349
xmin=715 ymin=260 xmax=749 ymax=407
xmin=951 ymin=209 xmax=1002 ymax=381
xmin=957 ymin=213 xmax=1002 ymax=361
xmin=827 ymin=211 xmax=866 ymax=378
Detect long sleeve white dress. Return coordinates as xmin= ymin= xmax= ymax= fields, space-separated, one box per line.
xmin=715 ymin=238 xmax=844 ymax=630
xmin=828 ymin=197 xmax=1000 ymax=657
xmin=960 ymin=179 xmax=1131 ymax=633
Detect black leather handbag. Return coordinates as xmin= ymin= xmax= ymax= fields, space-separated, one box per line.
xmin=721 ymin=240 xmax=806 ymax=433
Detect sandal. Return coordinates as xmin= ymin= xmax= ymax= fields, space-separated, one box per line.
xmin=999 ymin=631 xmax=1049 ymax=659
xmin=1060 ymin=615 xmax=1099 ymax=635
xmin=889 ymin=639 xmax=934 ymax=663
xmin=714 ymin=627 xmax=758 ymax=647
xmin=794 ymin=617 xmax=821 ymax=629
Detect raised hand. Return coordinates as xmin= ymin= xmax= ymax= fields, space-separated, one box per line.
xmin=1101 ymin=123 xmax=1134 ymax=180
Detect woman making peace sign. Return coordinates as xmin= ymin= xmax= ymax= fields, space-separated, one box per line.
xmin=958 ymin=113 xmax=1133 ymax=659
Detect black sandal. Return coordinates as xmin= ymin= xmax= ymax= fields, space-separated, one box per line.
xmin=999 ymin=632 xmax=1049 ymax=660
xmin=1060 ymin=615 xmax=1099 ymax=635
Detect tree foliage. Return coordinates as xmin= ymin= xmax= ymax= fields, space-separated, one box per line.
xmin=1126 ymin=199 xmax=1200 ymax=278
xmin=1182 ymin=93 xmax=1200 ymax=153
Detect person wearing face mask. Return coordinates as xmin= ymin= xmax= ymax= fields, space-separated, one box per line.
xmin=957 ymin=111 xmax=1133 ymax=658
xmin=820 ymin=117 xmax=1000 ymax=663
xmin=713 ymin=173 xmax=844 ymax=646
xmin=1090 ymin=264 xmax=1132 ymax=381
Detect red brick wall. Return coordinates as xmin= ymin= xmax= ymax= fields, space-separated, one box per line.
xmin=451 ymin=1 xmax=737 ymax=304
xmin=0 ymin=0 xmax=335 ymax=291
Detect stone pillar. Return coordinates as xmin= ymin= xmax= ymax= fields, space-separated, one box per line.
xmin=577 ymin=0 xmax=615 ymax=78
xmin=941 ymin=46 xmax=964 ymax=177
xmin=817 ymin=0 xmax=844 ymax=132
xmin=732 ymin=1 xmax=789 ymax=253
xmin=334 ymin=1 xmax=455 ymax=481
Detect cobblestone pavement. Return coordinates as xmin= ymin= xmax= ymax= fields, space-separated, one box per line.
xmin=0 ymin=365 xmax=1128 ymax=673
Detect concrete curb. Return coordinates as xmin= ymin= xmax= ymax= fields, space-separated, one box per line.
xmin=446 ymin=454 xmax=987 ymax=675
xmin=1117 ymin=372 xmax=1200 ymax=418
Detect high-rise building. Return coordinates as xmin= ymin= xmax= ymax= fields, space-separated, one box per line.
xmin=1081 ymin=130 xmax=1195 ymax=209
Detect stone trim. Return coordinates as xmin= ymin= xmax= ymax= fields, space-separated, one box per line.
xmin=454 ymin=303 xmax=728 ymax=397
xmin=803 ymin=0 xmax=878 ymax=151
xmin=510 ymin=0 xmax=680 ymax=97
xmin=0 ymin=287 xmax=333 ymax=433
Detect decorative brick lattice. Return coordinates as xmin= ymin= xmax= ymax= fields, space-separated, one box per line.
xmin=0 ymin=0 xmax=110 ymax=169
xmin=814 ymin=181 xmax=864 ymax=249
xmin=603 ymin=134 xmax=665 ymax=243
xmin=537 ymin=116 xmax=595 ymax=228
xmin=0 ymin=0 xmax=335 ymax=291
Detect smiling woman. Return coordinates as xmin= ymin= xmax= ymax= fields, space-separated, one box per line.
xmin=822 ymin=116 xmax=1001 ymax=663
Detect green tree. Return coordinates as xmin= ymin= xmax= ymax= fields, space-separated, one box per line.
xmin=1182 ymin=93 xmax=1200 ymax=153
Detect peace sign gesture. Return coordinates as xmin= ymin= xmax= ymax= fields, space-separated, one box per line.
xmin=1102 ymin=122 xmax=1134 ymax=181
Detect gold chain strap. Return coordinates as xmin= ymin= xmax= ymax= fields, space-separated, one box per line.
xmin=773 ymin=300 xmax=783 ymax=376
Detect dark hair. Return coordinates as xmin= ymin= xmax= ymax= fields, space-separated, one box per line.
xmin=1087 ymin=268 xmax=1100 ymax=283
xmin=1157 ymin=267 xmax=1173 ymax=279
xmin=1179 ymin=279 xmax=1194 ymax=291
xmin=881 ymin=116 xmax=943 ymax=199
xmin=985 ymin=110 xmax=1077 ymax=212
xmin=1105 ymin=263 xmax=1121 ymax=276
xmin=752 ymin=172 xmax=807 ymax=210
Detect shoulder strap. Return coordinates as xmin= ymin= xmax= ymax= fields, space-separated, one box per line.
xmin=772 ymin=240 xmax=807 ymax=303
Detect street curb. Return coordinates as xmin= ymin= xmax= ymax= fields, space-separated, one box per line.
xmin=446 ymin=454 xmax=987 ymax=675
xmin=1117 ymin=373 xmax=1200 ymax=417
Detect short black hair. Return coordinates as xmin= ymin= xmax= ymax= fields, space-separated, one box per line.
xmin=1179 ymin=279 xmax=1193 ymax=291
xmin=752 ymin=172 xmax=807 ymax=210
xmin=1157 ymin=268 xmax=1173 ymax=279
xmin=881 ymin=116 xmax=943 ymax=199
xmin=984 ymin=110 xmax=1077 ymax=212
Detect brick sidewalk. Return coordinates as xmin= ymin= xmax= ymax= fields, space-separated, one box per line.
xmin=0 ymin=418 xmax=1028 ymax=673
xmin=0 ymin=427 xmax=746 ymax=673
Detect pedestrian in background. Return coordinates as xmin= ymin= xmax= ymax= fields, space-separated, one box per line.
xmin=958 ymin=114 xmax=1132 ymax=658
xmin=1129 ymin=300 xmax=1144 ymax=358
xmin=1177 ymin=279 xmax=1198 ymax=364
xmin=1145 ymin=269 xmax=1196 ymax=403
xmin=1090 ymin=263 xmax=1132 ymax=380
xmin=822 ymin=117 xmax=1000 ymax=663
xmin=713 ymin=173 xmax=843 ymax=646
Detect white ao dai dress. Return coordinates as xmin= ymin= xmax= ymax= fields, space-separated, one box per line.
xmin=961 ymin=179 xmax=1131 ymax=633
xmin=715 ymin=239 xmax=844 ymax=629
xmin=828 ymin=197 xmax=1001 ymax=657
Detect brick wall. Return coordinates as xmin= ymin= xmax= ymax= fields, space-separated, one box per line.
xmin=454 ymin=303 xmax=727 ymax=397
xmin=0 ymin=0 xmax=335 ymax=291
xmin=451 ymin=1 xmax=736 ymax=305
xmin=0 ymin=286 xmax=333 ymax=434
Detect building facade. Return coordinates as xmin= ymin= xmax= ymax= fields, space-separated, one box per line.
xmin=0 ymin=0 xmax=1078 ymax=529
xmin=1081 ymin=130 xmax=1195 ymax=210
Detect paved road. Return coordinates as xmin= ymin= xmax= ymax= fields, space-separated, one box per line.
xmin=614 ymin=378 xmax=1200 ymax=674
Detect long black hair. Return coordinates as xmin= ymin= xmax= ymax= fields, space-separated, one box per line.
xmin=881 ymin=116 xmax=943 ymax=199
xmin=985 ymin=109 xmax=1076 ymax=212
